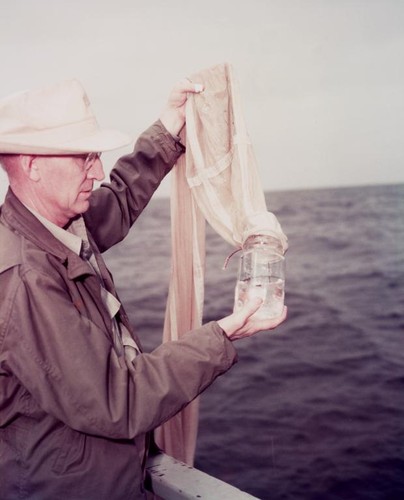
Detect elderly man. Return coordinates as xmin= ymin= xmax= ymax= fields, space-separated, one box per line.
xmin=0 ymin=79 xmax=286 ymax=499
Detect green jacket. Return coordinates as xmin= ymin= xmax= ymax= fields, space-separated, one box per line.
xmin=0 ymin=121 xmax=237 ymax=499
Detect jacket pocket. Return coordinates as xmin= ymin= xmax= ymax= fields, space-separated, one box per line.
xmin=51 ymin=425 xmax=87 ymax=475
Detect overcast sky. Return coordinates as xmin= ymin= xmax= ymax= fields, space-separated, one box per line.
xmin=1 ymin=0 xmax=403 ymax=201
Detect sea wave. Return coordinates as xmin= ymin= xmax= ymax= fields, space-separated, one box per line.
xmin=105 ymin=184 xmax=404 ymax=499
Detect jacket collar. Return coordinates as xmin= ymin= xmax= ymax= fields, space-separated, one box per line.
xmin=1 ymin=188 xmax=95 ymax=280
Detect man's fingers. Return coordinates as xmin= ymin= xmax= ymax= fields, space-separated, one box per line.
xmin=262 ymin=306 xmax=288 ymax=330
xmin=178 ymin=79 xmax=204 ymax=94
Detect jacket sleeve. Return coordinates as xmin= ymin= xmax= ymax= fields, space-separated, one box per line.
xmin=84 ymin=120 xmax=185 ymax=253
xmin=3 ymin=265 xmax=237 ymax=439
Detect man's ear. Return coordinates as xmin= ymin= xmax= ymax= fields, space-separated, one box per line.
xmin=20 ymin=155 xmax=40 ymax=182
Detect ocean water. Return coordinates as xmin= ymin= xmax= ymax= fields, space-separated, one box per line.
xmin=104 ymin=184 xmax=404 ymax=500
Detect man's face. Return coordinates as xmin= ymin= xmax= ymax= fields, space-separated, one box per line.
xmin=32 ymin=154 xmax=105 ymax=226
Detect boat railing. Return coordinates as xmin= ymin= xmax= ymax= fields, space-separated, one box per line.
xmin=145 ymin=451 xmax=259 ymax=499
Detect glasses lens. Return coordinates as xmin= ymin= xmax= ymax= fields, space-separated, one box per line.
xmin=84 ymin=152 xmax=100 ymax=170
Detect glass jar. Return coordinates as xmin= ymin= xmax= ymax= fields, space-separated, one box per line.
xmin=234 ymin=234 xmax=285 ymax=319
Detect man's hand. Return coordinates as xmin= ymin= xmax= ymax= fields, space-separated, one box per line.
xmin=217 ymin=299 xmax=287 ymax=341
xmin=159 ymin=79 xmax=204 ymax=137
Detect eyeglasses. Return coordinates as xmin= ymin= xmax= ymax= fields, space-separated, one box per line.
xmin=83 ymin=152 xmax=101 ymax=171
xmin=30 ymin=152 xmax=102 ymax=171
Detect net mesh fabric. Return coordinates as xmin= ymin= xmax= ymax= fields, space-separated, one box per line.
xmin=185 ymin=63 xmax=287 ymax=249
xmin=155 ymin=63 xmax=287 ymax=465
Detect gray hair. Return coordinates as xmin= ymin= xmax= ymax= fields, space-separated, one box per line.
xmin=0 ymin=154 xmax=19 ymax=174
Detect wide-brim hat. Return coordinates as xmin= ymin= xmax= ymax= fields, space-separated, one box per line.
xmin=0 ymin=79 xmax=133 ymax=154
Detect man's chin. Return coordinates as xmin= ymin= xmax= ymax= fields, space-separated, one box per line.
xmin=74 ymin=199 xmax=91 ymax=216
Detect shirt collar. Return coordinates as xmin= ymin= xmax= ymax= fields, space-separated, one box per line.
xmin=23 ymin=205 xmax=83 ymax=257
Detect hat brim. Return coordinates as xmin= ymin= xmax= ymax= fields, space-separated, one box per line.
xmin=0 ymin=128 xmax=133 ymax=155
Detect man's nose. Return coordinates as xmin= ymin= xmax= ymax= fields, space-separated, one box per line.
xmin=87 ymin=158 xmax=105 ymax=182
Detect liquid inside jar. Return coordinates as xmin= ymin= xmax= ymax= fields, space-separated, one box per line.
xmin=234 ymin=276 xmax=285 ymax=319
